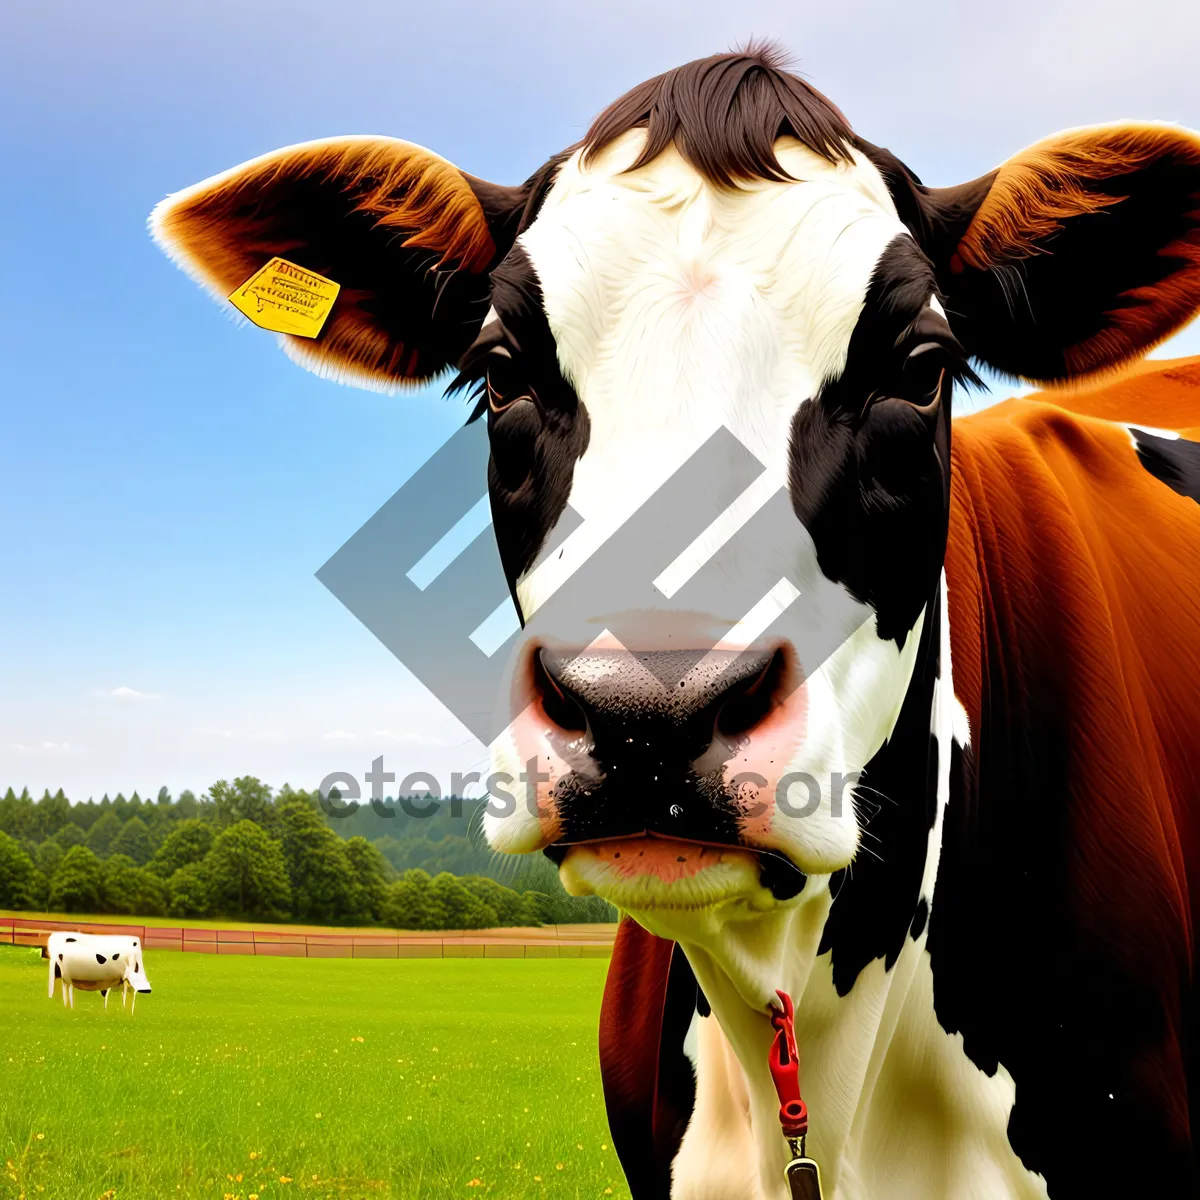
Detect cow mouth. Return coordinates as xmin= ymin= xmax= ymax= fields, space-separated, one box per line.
xmin=547 ymin=833 xmax=807 ymax=910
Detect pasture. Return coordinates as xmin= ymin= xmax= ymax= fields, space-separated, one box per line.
xmin=0 ymin=946 xmax=628 ymax=1199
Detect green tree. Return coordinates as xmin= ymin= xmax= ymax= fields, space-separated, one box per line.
xmin=208 ymin=777 xmax=274 ymax=829
xmin=148 ymin=819 xmax=214 ymax=878
xmin=102 ymin=854 xmax=167 ymax=915
xmin=84 ymin=810 xmax=121 ymax=858
xmin=34 ymin=788 xmax=71 ymax=840
xmin=429 ymin=871 xmax=497 ymax=929
xmin=35 ymin=839 xmax=64 ymax=880
xmin=167 ymin=861 xmax=214 ymax=918
xmin=48 ymin=845 xmax=103 ymax=912
xmin=0 ymin=831 xmax=39 ymax=909
xmin=343 ymin=836 xmax=392 ymax=922
xmin=53 ymin=823 xmax=85 ymax=850
xmin=101 ymin=854 xmax=141 ymax=913
xmin=156 ymin=786 xmax=172 ymax=807
xmin=175 ymin=790 xmax=199 ymax=820
xmin=278 ymin=800 xmax=367 ymax=924
xmin=461 ymin=875 xmax=542 ymax=927
xmin=206 ymin=820 xmax=291 ymax=920
xmin=380 ymin=869 xmax=446 ymax=930
xmin=110 ymin=815 xmax=153 ymax=865
xmin=133 ymin=868 xmax=168 ymax=916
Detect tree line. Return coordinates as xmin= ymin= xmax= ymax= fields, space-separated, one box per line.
xmin=0 ymin=779 xmax=614 ymax=928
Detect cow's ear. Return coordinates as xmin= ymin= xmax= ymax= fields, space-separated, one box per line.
xmin=883 ymin=124 xmax=1200 ymax=383
xmin=150 ymin=136 xmax=527 ymax=390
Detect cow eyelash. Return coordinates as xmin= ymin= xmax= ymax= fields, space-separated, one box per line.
xmin=485 ymin=357 xmax=537 ymax=414
xmin=447 ymin=340 xmax=539 ymax=422
xmin=861 ymin=338 xmax=980 ymax=419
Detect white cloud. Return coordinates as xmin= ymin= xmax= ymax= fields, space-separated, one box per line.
xmin=321 ymin=730 xmax=358 ymax=742
xmin=11 ymin=740 xmax=80 ymax=756
xmin=108 ymin=685 xmax=161 ymax=701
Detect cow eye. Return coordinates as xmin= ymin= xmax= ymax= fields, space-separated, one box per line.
xmin=898 ymin=342 xmax=950 ymax=410
xmin=486 ymin=356 xmax=535 ymax=414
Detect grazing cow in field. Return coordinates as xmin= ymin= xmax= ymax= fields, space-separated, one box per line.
xmin=152 ymin=47 xmax=1200 ymax=1199
xmin=48 ymin=932 xmax=152 ymax=1011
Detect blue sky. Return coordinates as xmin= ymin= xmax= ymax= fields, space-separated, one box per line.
xmin=2 ymin=0 xmax=1198 ymax=800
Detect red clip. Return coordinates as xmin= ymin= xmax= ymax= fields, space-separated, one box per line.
xmin=768 ymin=989 xmax=808 ymax=1138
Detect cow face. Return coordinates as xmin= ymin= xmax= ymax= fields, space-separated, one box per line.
xmin=153 ymin=49 xmax=1200 ymax=945
xmin=470 ymin=131 xmax=964 ymax=916
xmin=124 ymin=949 xmax=151 ymax=993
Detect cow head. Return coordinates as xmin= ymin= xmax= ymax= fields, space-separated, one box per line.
xmin=124 ymin=943 xmax=151 ymax=994
xmin=153 ymin=48 xmax=1200 ymax=998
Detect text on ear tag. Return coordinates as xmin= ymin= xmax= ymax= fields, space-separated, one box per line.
xmin=229 ymin=256 xmax=340 ymax=338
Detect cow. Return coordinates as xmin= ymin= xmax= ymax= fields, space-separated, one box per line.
xmin=150 ymin=46 xmax=1200 ymax=1199
xmin=48 ymin=932 xmax=152 ymax=1011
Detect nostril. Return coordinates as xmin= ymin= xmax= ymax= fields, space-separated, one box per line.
xmin=715 ymin=649 xmax=787 ymax=740
xmin=533 ymin=649 xmax=589 ymax=733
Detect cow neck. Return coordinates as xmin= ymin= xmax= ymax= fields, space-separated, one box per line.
xmin=673 ymin=577 xmax=955 ymax=1197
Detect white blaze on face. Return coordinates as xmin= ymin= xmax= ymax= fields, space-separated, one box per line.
xmin=514 ymin=130 xmax=908 ymax=616
xmin=486 ymin=131 xmax=926 ymax=884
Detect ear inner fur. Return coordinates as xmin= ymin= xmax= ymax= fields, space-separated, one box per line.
xmin=150 ymin=136 xmax=499 ymax=388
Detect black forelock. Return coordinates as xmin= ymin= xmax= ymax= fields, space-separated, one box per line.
xmin=582 ymin=43 xmax=855 ymax=188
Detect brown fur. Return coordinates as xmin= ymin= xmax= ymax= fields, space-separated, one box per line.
xmin=954 ymin=124 xmax=1200 ymax=376
xmin=152 ymin=137 xmax=495 ymax=387
xmin=582 ymin=44 xmax=854 ymax=188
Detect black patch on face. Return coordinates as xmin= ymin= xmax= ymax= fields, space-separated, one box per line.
xmin=818 ymin=589 xmax=942 ymax=993
xmin=788 ymin=235 xmax=971 ymax=646
xmin=1132 ymin=429 xmax=1200 ymax=503
xmin=450 ymin=246 xmax=590 ymax=606
xmin=65 ymin=937 xmax=76 ymax=943
xmin=95 ymin=954 xmax=106 ymax=964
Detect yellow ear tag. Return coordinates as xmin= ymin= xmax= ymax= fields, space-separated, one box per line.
xmin=228 ymin=256 xmax=340 ymax=339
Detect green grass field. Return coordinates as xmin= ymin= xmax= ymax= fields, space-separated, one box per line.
xmin=0 ymin=945 xmax=629 ymax=1200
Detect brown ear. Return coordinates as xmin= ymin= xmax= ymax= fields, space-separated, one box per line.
xmin=150 ymin=136 xmax=524 ymax=390
xmin=882 ymin=124 xmax=1200 ymax=383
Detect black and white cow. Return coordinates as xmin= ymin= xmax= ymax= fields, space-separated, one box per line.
xmin=48 ymin=931 xmax=152 ymax=1010
xmin=152 ymin=48 xmax=1200 ymax=1199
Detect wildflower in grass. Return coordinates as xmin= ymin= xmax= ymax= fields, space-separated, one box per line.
xmin=235 ymin=1173 xmax=244 ymax=1182
xmin=467 ymin=1181 xmax=482 ymax=1188
xmin=533 ymin=1176 xmax=542 ymax=1182
xmin=250 ymin=1194 xmax=259 ymax=1199
xmin=556 ymin=1163 xmax=564 ymax=1171
xmin=314 ymin=1113 xmax=322 ymax=1120
xmin=249 ymin=1152 xmax=258 ymax=1160
xmin=278 ymin=1177 xmax=292 ymax=1184
xmin=35 ymin=1134 xmax=43 ymax=1141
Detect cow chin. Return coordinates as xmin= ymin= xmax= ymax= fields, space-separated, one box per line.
xmin=559 ymin=838 xmax=775 ymax=918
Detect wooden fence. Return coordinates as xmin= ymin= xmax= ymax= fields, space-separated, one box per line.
xmin=0 ymin=916 xmax=616 ymax=959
